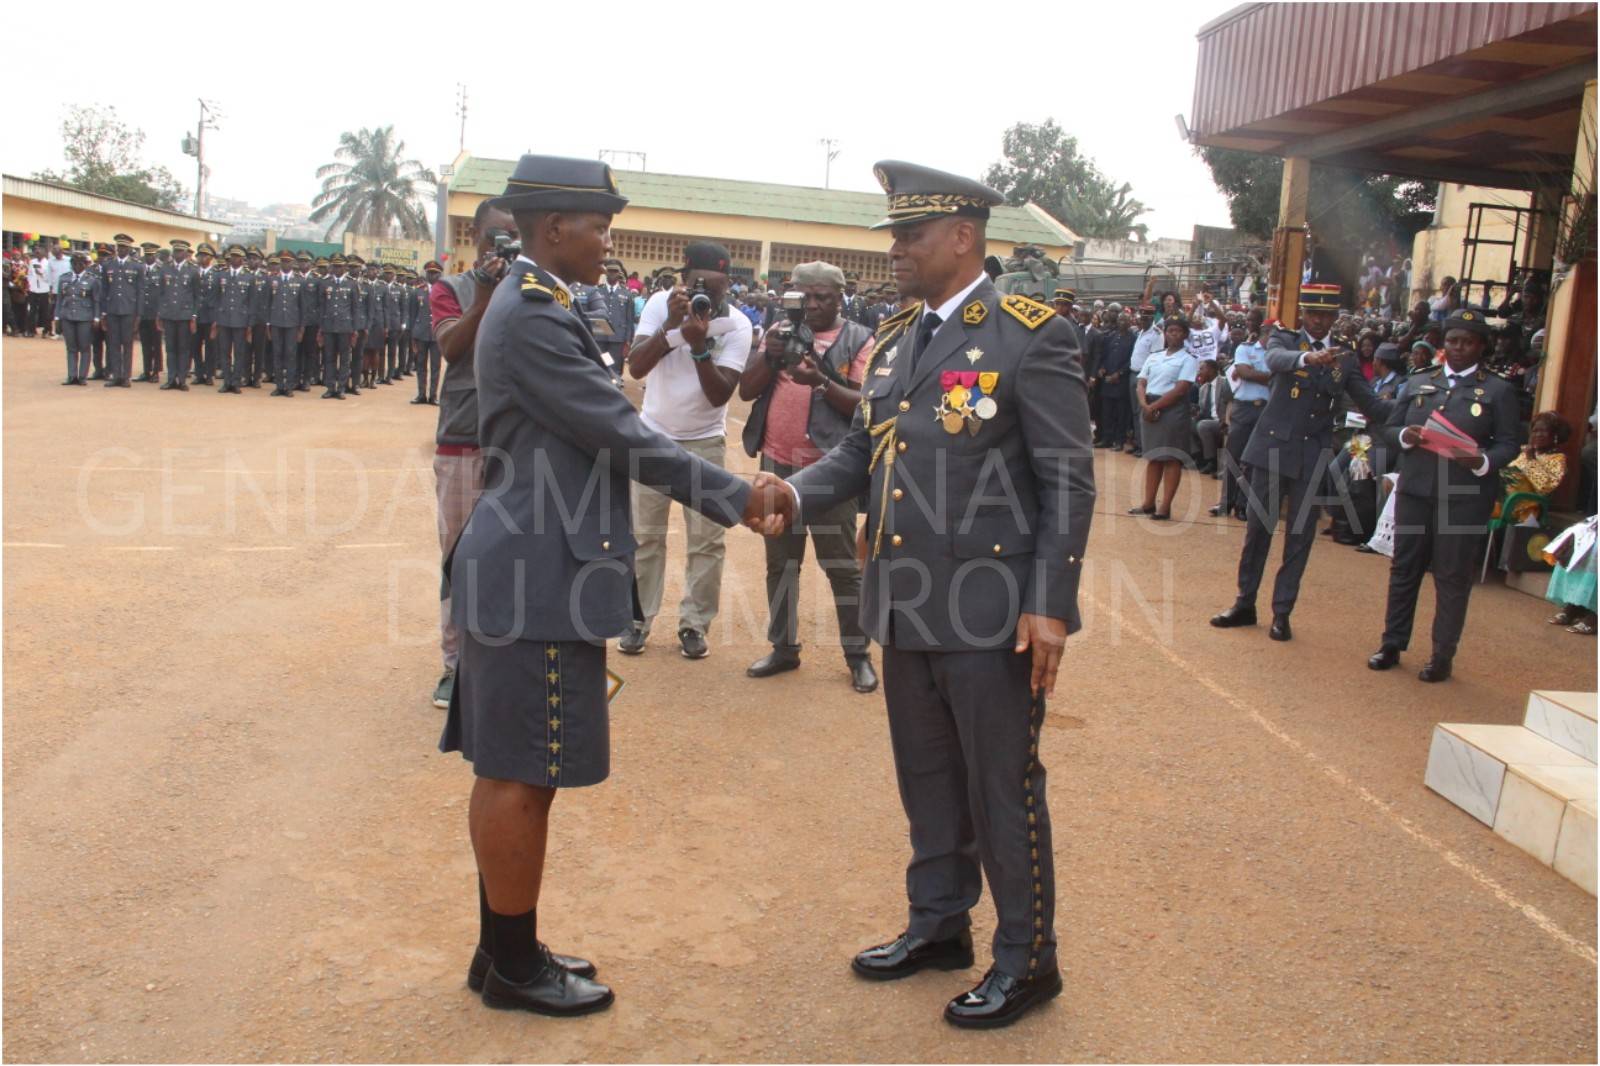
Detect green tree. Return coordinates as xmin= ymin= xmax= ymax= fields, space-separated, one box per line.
xmin=983 ymin=119 xmax=1150 ymax=241
xmin=33 ymin=104 xmax=187 ymax=210
xmin=1197 ymin=147 xmax=1435 ymax=247
xmin=311 ymin=126 xmax=435 ymax=240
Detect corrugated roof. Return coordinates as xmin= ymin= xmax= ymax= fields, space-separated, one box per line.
xmin=449 ymin=156 xmax=1078 ymax=247
xmin=3 ymin=174 xmax=227 ymax=230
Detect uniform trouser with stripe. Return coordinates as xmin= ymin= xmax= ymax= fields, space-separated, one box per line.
xmin=105 ymin=314 xmax=136 ymax=381
xmin=139 ymin=319 xmax=163 ymax=377
xmin=1218 ymin=402 xmax=1262 ymax=513
xmin=385 ymin=330 xmax=400 ymax=378
xmin=249 ymin=325 xmax=269 ymax=383
xmin=193 ymin=321 xmax=212 ymax=380
xmin=272 ymin=326 xmax=298 ymax=387
xmin=214 ymin=326 xmax=248 ymax=389
xmin=414 ymin=341 xmax=441 ymax=400
xmin=882 ymin=644 xmax=1056 ymax=980
xmin=91 ymin=321 xmax=106 ymax=375
xmin=299 ymin=330 xmax=320 ymax=386
xmin=1235 ymin=462 xmax=1322 ymax=617
xmin=162 ymin=319 xmax=192 ymax=384
xmin=61 ymin=320 xmax=94 ymax=379
xmin=1381 ymin=492 xmax=1485 ymax=661
xmin=323 ymin=332 xmax=352 ymax=392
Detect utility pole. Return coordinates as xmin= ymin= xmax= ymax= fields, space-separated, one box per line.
xmin=185 ymin=99 xmax=220 ymax=218
xmin=820 ymin=138 xmax=840 ymax=189
xmin=455 ymin=84 xmax=468 ymax=153
xmin=599 ymin=149 xmax=647 ymax=171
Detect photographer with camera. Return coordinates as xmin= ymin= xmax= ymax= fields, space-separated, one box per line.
xmin=621 ymin=240 xmax=751 ymax=660
xmin=737 ymin=260 xmax=877 ymax=693
xmin=421 ymin=201 xmax=514 ymax=710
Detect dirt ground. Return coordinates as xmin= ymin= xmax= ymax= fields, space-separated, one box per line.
xmin=2 ymin=333 xmax=1595 ymax=1063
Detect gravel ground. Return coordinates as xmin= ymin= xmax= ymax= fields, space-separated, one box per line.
xmin=2 ymin=334 xmax=1594 ymax=1062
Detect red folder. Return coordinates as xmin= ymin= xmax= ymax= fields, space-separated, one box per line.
xmin=1417 ymin=410 xmax=1481 ymax=460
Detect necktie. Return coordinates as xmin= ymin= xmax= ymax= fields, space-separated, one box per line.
xmin=1312 ymin=340 xmax=1325 ymax=351
xmin=911 ymin=312 xmax=942 ymax=373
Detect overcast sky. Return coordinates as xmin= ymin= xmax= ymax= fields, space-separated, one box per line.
xmin=6 ymin=0 xmax=1235 ymax=241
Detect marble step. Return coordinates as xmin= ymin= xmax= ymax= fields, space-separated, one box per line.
xmin=1554 ymin=800 xmax=1597 ymax=896
xmin=1495 ymin=763 xmax=1598 ymax=866
xmin=1425 ymin=723 xmax=1594 ymax=827
xmin=1523 ymin=691 xmax=1598 ymax=763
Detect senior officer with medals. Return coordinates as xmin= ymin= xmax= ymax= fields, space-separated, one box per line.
xmin=1366 ymin=309 xmax=1519 ymax=682
xmin=1210 ymin=282 xmax=1393 ymax=641
xmin=753 ymin=161 xmax=1096 ymax=1028
xmin=441 ymin=154 xmax=764 ymax=1019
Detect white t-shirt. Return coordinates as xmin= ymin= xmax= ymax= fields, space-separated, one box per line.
xmin=47 ymin=255 xmax=72 ymax=288
xmin=635 ymin=288 xmax=752 ymax=441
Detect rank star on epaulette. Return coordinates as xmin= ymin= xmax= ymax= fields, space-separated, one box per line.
xmin=1000 ymin=294 xmax=1053 ymax=330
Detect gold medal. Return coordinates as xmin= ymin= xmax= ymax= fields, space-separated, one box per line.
xmin=941 ymin=410 xmax=966 ymax=434
xmin=946 ymin=384 xmax=969 ymax=409
xmin=1291 ymin=387 xmax=1300 ymax=399
xmin=1471 ymin=402 xmax=1483 ymax=417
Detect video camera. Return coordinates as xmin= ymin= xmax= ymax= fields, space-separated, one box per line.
xmin=492 ymin=233 xmax=522 ymax=262
xmin=689 ymin=276 xmax=716 ymax=318
xmin=770 ymin=291 xmax=816 ymax=371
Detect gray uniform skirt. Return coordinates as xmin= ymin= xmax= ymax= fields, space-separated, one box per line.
xmin=1139 ymin=399 xmax=1194 ymax=458
xmin=439 ymin=632 xmax=610 ymax=788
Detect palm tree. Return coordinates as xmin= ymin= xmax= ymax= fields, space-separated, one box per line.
xmin=311 ymin=126 xmax=435 ymax=240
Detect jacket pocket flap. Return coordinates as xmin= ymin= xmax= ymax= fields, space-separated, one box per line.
xmin=953 ymin=514 xmax=1036 ymax=559
xmin=562 ymin=510 xmax=637 ymax=562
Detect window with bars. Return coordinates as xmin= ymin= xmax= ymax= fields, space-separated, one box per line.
xmin=771 ymin=244 xmax=891 ymax=284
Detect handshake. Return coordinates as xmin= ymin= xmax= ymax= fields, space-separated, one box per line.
xmin=740 ymin=472 xmax=797 ymax=536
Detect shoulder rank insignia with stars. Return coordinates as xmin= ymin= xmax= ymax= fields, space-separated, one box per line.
xmin=876 ymin=301 xmax=921 ymax=336
xmin=520 ymin=270 xmax=572 ymax=310
xmin=999 ymin=294 xmax=1053 ymax=330
xmin=963 ymin=299 xmax=987 ymax=326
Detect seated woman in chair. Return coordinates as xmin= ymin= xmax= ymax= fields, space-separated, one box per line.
xmin=1494 ymin=411 xmax=1570 ymax=524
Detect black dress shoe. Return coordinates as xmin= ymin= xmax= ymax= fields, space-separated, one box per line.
xmin=1368 ymin=645 xmax=1401 ymax=671
xmin=177 ymin=383 xmax=189 ymax=391
xmin=944 ymin=966 xmax=1063 ymax=1030
xmin=747 ymin=650 xmax=800 ymax=678
xmin=410 ymin=396 xmax=427 ymax=404
xmin=617 ymin=624 xmax=646 ymax=655
xmin=851 ymin=930 xmax=974 ymax=981
xmin=160 ymin=382 xmax=176 ymax=390
xmin=479 ymin=958 xmax=613 ymax=1017
xmin=118 ymin=379 xmax=131 ymax=388
xmin=73 ymin=378 xmax=87 ymax=386
xmin=678 ymin=627 xmax=708 ymax=660
xmin=1354 ymin=543 xmax=1378 ymax=554
xmin=104 ymin=378 xmax=119 ymax=387
xmin=849 ymin=657 xmax=879 ymax=694
xmin=321 ymin=389 xmax=338 ymax=399
xmin=1127 ymin=504 xmax=1155 ymax=516
xmin=1269 ymin=615 xmax=1292 ymax=642
xmin=1208 ymin=505 xmax=1224 ymax=517
xmin=1419 ymin=657 xmax=1453 ymax=683
xmin=296 ymin=383 xmax=311 ymax=392
xmin=467 ymin=945 xmax=597 ymax=991
xmin=61 ymin=378 xmax=75 ymax=386
xmin=1210 ymin=604 xmax=1257 ymax=628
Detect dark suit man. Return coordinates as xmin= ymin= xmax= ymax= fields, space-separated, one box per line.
xmin=1367 ymin=310 xmax=1521 ymax=682
xmin=762 ymin=161 xmax=1095 ymax=1030
xmin=157 ymin=240 xmax=201 ymax=389
xmin=591 ymin=258 xmax=636 ymax=373
xmin=101 ymin=234 xmax=144 ymax=387
xmin=1092 ymin=316 xmax=1136 ymax=448
xmin=439 ymin=154 xmax=760 ymax=1017
xmin=317 ymin=257 xmax=361 ymax=398
xmin=136 ymin=243 xmax=165 ymax=381
xmin=296 ymin=255 xmax=321 ymax=390
xmin=264 ymin=253 xmax=305 ymax=396
xmin=53 ymin=252 xmax=101 ymax=384
xmin=1211 ymin=283 xmax=1394 ymax=641
xmin=211 ymin=246 xmax=254 ymax=394
xmin=193 ymin=245 xmax=219 ymax=383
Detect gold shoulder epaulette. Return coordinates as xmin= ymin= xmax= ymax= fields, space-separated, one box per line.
xmin=520 ymin=271 xmax=571 ymax=309
xmin=876 ymin=301 xmax=921 ymax=335
xmin=1000 ymin=294 xmax=1054 ymax=330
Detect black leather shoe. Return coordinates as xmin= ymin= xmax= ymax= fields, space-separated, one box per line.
xmin=943 ymin=966 xmax=1063 ymax=1029
xmin=1210 ymin=604 xmax=1257 ymax=629
xmin=851 ymin=930 xmax=973 ymax=981
xmin=678 ymin=627 xmax=708 ymax=660
xmin=321 ymin=389 xmax=337 ymax=399
xmin=1367 ymin=645 xmax=1401 ymax=671
xmin=479 ymin=958 xmax=613 ymax=1017
xmin=1269 ymin=615 xmax=1292 ymax=642
xmin=1208 ymin=505 xmax=1224 ymax=517
xmin=747 ymin=650 xmax=800 ymax=678
xmin=617 ymin=624 xmax=646 ymax=655
xmin=1419 ymin=657 xmax=1453 ymax=683
xmin=467 ymin=945 xmax=597 ymax=991
xmin=410 ymin=396 xmax=427 ymax=404
xmin=61 ymin=378 xmax=75 ymax=386
xmin=849 ymin=657 xmax=879 ymax=694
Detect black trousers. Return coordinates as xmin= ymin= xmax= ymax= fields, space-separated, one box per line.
xmin=299 ymin=330 xmax=320 ymax=387
xmin=28 ymin=291 xmax=51 ymax=335
xmin=104 ymin=314 xmax=137 ymax=381
xmin=61 ymin=320 xmax=94 ymax=379
xmin=139 ymin=318 xmax=162 ymax=378
xmin=385 ymin=329 xmax=400 ymax=379
xmin=882 ymin=644 xmax=1055 ymax=980
xmin=194 ymin=321 xmax=213 ymax=380
xmin=1098 ymin=388 xmax=1131 ymax=448
xmin=1218 ymin=402 xmax=1263 ymax=513
xmin=271 ymin=326 xmax=298 ymax=388
xmin=1381 ymin=492 xmax=1486 ymax=660
xmin=162 ymin=319 xmax=192 ymax=384
xmin=1236 ymin=462 xmax=1323 ymax=617
xmin=91 ymin=321 xmax=106 ymax=375
xmin=248 ymin=325 xmax=269 ymax=384
xmin=759 ymin=455 xmax=869 ymax=659
xmin=322 ymin=331 xmax=352 ymax=393
xmin=414 ymin=341 xmax=442 ymax=400
xmin=214 ymin=325 xmax=248 ymax=388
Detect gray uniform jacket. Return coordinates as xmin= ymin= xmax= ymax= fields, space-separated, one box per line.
xmin=352 ymin=278 xmax=372 ymax=332
xmin=101 ymin=255 xmax=145 ymax=316
xmin=157 ymin=261 xmax=200 ymax=320
xmin=1243 ymin=327 xmax=1391 ymax=480
xmin=382 ymin=281 xmax=404 ymax=330
xmin=411 ymin=286 xmax=433 ymax=342
xmin=593 ymin=282 xmax=636 ymax=344
xmin=212 ymin=267 xmax=255 ymax=329
xmin=788 ymin=280 xmax=1097 ymax=649
xmin=55 ymin=271 xmax=103 ymax=321
xmin=318 ymin=275 xmax=361 ymax=333
xmin=196 ymin=268 xmax=218 ymax=324
xmin=248 ymin=270 xmax=272 ymax=325
xmin=299 ymin=272 xmax=321 ymax=328
xmin=448 ymin=259 xmax=751 ymax=643
xmin=1380 ymin=365 xmax=1520 ymax=525
xmin=266 ymin=272 xmax=306 ymax=329
xmin=137 ymin=261 xmax=164 ymax=320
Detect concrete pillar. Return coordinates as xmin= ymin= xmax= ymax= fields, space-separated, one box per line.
xmin=1268 ymin=156 xmax=1310 ymax=329
xmin=1523 ymin=184 xmax=1562 ymax=276
xmin=758 ymin=240 xmax=772 ymax=288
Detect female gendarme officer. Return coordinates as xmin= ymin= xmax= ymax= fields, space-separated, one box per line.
xmin=440 ymin=154 xmax=760 ymax=1017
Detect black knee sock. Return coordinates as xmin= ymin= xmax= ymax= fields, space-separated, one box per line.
xmin=487 ymin=906 xmax=541 ymax=982
xmin=478 ymin=875 xmax=492 ymax=955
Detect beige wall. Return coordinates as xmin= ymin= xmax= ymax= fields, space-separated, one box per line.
xmin=4 ymin=196 xmax=218 ymax=250
xmin=1409 ymin=184 xmax=1534 ymax=307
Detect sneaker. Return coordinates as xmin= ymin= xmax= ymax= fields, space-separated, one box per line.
xmin=678 ymin=627 xmax=709 ymax=660
xmin=432 ymin=669 xmax=455 ymax=709
xmin=617 ymin=624 xmax=647 ymax=656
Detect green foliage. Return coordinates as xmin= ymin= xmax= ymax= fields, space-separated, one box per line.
xmin=1197 ymin=146 xmax=1435 ymax=246
xmin=33 ymin=105 xmax=187 ymax=210
xmin=311 ymin=127 xmax=435 ymax=240
xmin=983 ymin=120 xmax=1150 ymax=241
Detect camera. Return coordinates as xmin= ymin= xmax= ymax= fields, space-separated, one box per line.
xmin=770 ymin=290 xmax=816 ymax=371
xmin=689 ymin=277 xmax=715 ymax=318
xmin=492 ymin=233 xmax=522 ymax=261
